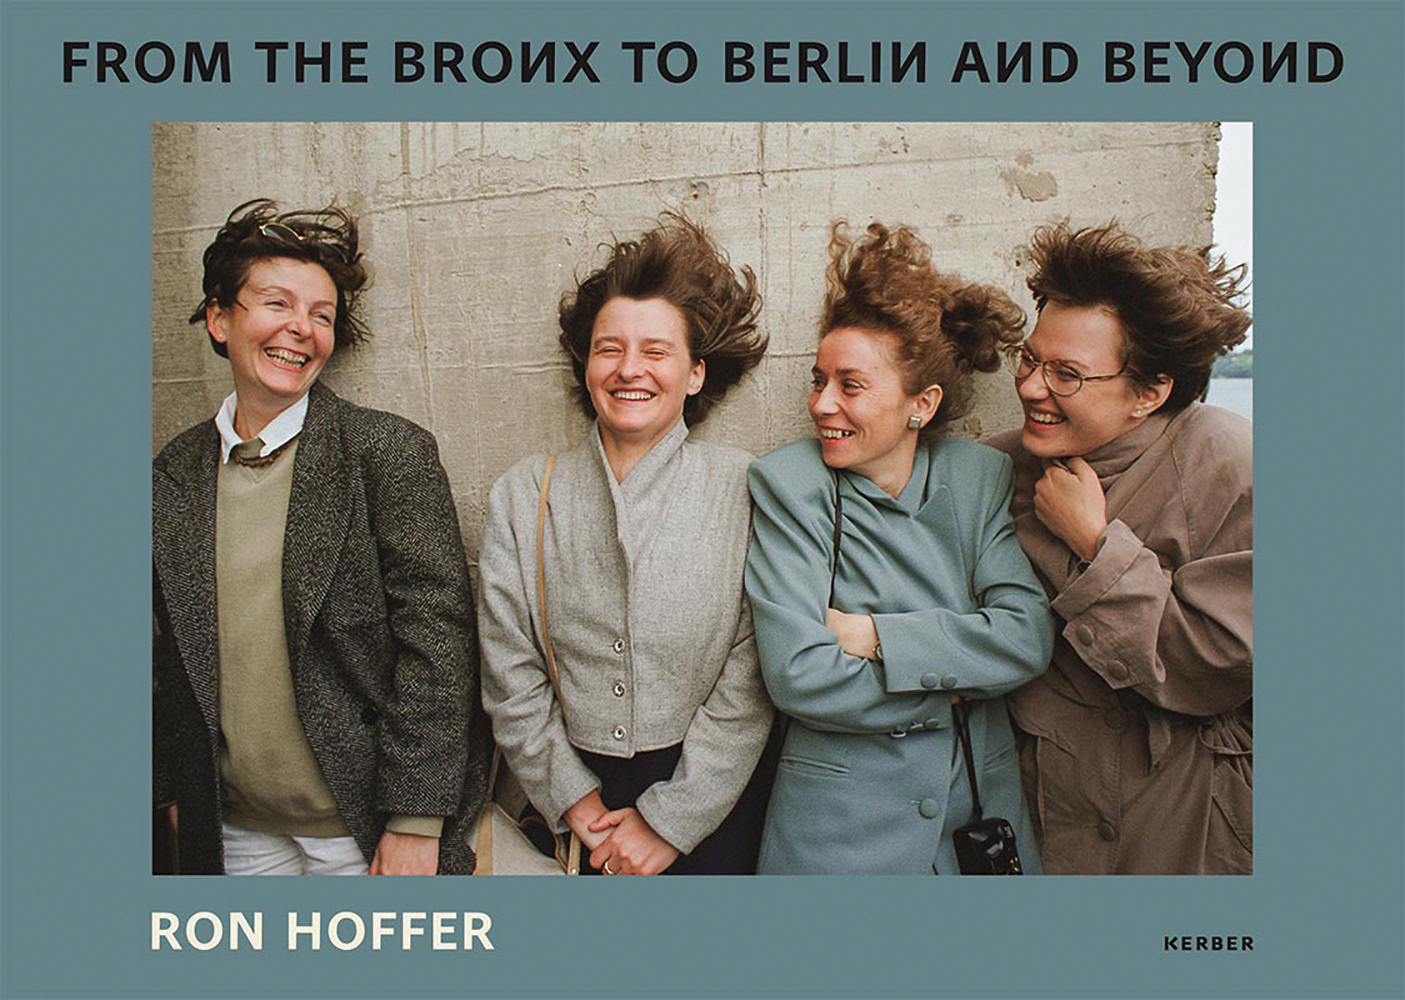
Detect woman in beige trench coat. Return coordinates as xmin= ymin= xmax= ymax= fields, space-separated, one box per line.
xmin=987 ymin=221 xmax=1253 ymax=874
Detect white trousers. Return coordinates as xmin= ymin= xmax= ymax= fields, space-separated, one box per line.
xmin=222 ymin=822 xmax=369 ymax=876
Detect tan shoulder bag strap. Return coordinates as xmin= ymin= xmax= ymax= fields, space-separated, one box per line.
xmin=535 ymin=454 xmax=581 ymax=875
xmin=476 ymin=745 xmax=502 ymax=874
xmin=536 ymin=455 xmax=565 ymax=726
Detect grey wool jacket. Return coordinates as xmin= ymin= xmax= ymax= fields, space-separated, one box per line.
xmin=477 ymin=419 xmax=773 ymax=854
xmin=153 ymin=381 xmax=491 ymax=874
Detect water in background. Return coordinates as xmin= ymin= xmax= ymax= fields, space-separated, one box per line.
xmin=1206 ymin=378 xmax=1252 ymax=421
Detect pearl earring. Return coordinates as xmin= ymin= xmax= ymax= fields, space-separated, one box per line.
xmin=907 ymin=415 xmax=922 ymax=430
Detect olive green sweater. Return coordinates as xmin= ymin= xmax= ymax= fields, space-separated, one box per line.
xmin=215 ymin=438 xmax=442 ymax=841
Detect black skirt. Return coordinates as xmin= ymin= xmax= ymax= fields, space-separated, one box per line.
xmin=575 ymin=741 xmax=774 ymax=875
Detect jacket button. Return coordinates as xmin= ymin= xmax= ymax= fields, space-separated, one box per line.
xmin=1099 ymin=820 xmax=1117 ymax=841
xmin=612 ymin=638 xmax=625 ymax=654
xmin=940 ymin=674 xmax=958 ymax=689
xmin=1075 ymin=624 xmax=1095 ymax=645
xmin=1106 ymin=661 xmax=1129 ymax=682
xmin=918 ymin=798 xmax=941 ymax=819
xmin=1103 ymin=709 xmax=1126 ymax=731
xmin=612 ymin=725 xmax=627 ymax=740
xmin=360 ymin=705 xmax=379 ymax=724
xmin=920 ymin=673 xmax=939 ymax=689
xmin=612 ymin=682 xmax=626 ymax=697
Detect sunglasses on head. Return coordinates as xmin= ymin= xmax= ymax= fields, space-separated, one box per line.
xmin=258 ymin=221 xmax=344 ymax=262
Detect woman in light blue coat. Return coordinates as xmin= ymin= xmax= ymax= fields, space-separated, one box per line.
xmin=745 ymin=222 xmax=1054 ymax=874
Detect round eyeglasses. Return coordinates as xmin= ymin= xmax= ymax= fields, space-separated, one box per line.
xmin=1003 ymin=344 xmax=1126 ymax=397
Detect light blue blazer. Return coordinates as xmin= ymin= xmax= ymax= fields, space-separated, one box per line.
xmin=745 ymin=438 xmax=1054 ymax=874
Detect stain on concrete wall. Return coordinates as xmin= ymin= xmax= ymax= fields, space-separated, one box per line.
xmin=153 ymin=121 xmax=1219 ymax=564
xmin=1000 ymin=152 xmax=1059 ymax=202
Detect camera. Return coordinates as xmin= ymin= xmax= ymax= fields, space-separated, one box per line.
xmin=953 ymin=816 xmax=1024 ymax=875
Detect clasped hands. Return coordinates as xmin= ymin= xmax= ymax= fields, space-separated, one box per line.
xmin=565 ymin=789 xmax=680 ymax=876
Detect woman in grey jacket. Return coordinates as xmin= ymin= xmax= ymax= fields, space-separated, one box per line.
xmin=477 ymin=215 xmax=774 ymax=875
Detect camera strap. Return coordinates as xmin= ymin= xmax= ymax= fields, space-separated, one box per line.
xmin=770 ymin=470 xmax=847 ymax=751
xmin=953 ymin=700 xmax=984 ymax=823
xmin=828 ymin=469 xmax=843 ymax=605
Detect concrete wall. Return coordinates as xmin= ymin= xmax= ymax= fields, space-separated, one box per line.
xmin=153 ymin=121 xmax=1220 ymax=562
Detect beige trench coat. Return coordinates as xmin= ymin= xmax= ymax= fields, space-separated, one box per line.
xmin=988 ymin=402 xmax=1252 ymax=874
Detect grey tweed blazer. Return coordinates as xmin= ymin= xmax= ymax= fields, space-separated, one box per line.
xmin=153 ymin=381 xmax=489 ymax=874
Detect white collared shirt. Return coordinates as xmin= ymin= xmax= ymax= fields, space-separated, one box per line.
xmin=214 ymin=392 xmax=310 ymax=463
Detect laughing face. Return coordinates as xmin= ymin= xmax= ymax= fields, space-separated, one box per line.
xmin=585 ymin=296 xmax=705 ymax=456
xmin=207 ymin=257 xmax=337 ymax=435
xmin=1017 ymin=301 xmax=1167 ymax=458
xmin=809 ymin=327 xmax=940 ymax=495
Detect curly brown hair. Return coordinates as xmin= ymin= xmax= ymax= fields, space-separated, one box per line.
xmin=1025 ymin=221 xmax=1251 ymax=412
xmin=821 ymin=221 xmax=1025 ymax=440
xmin=188 ymin=198 xmax=370 ymax=358
xmin=558 ymin=213 xmax=766 ymax=426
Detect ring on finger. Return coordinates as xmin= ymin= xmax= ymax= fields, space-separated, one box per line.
xmin=602 ymin=862 xmax=617 ymax=875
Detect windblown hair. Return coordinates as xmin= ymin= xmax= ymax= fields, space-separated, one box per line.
xmin=1025 ymin=221 xmax=1251 ymax=412
xmin=188 ymin=198 xmax=370 ymax=357
xmin=558 ymin=213 xmax=766 ymax=425
xmin=822 ymin=221 xmax=1025 ymax=440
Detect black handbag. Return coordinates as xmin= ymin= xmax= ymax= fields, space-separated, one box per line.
xmin=951 ymin=699 xmax=1024 ymax=874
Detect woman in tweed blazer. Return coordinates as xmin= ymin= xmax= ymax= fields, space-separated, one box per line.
xmin=153 ymin=200 xmax=487 ymax=875
xmin=478 ymin=215 xmax=774 ymax=875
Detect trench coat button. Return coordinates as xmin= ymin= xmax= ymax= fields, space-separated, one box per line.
xmin=1075 ymin=624 xmax=1095 ymax=646
xmin=918 ymin=798 xmax=941 ymax=819
xmin=1103 ymin=709 xmax=1126 ymax=731
xmin=940 ymin=674 xmax=958 ymax=690
xmin=612 ymin=725 xmax=627 ymax=740
xmin=1106 ymin=661 xmax=1129 ymax=682
xmin=360 ymin=705 xmax=379 ymax=725
xmin=612 ymin=638 xmax=625 ymax=654
xmin=1099 ymin=820 xmax=1117 ymax=841
xmin=612 ymin=682 xmax=626 ymax=697
xmin=920 ymin=672 xmax=939 ymax=689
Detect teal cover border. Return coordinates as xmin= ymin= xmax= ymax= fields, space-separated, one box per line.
xmin=2 ymin=2 xmax=1402 ymax=998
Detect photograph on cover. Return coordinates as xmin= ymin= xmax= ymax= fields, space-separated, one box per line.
xmin=152 ymin=120 xmax=1252 ymax=878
